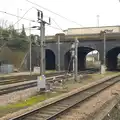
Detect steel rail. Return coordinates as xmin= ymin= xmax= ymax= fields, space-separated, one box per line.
xmin=0 ymin=71 xmax=65 ymax=85
xmin=0 ymin=69 xmax=98 ymax=85
xmin=10 ymin=75 xmax=120 ymax=120
xmin=0 ymin=74 xmax=70 ymax=95
xmin=0 ymin=69 xmax=98 ymax=95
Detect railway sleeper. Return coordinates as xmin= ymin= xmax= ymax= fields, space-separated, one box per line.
xmin=40 ymin=111 xmax=59 ymax=114
xmin=23 ymin=116 xmax=44 ymax=120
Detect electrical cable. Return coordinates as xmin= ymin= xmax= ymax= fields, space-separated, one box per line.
xmin=40 ymin=14 xmax=64 ymax=31
xmin=51 ymin=18 xmax=63 ymax=31
xmin=26 ymin=0 xmax=83 ymax=27
xmin=46 ymin=24 xmax=63 ymax=31
xmin=0 ymin=10 xmax=64 ymax=31
xmin=18 ymin=50 xmax=30 ymax=71
xmin=13 ymin=7 xmax=36 ymax=26
xmin=0 ymin=10 xmax=35 ymax=23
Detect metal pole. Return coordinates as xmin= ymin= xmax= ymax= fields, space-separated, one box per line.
xmin=43 ymin=24 xmax=46 ymax=74
xmin=29 ymin=22 xmax=32 ymax=75
xmin=103 ymin=32 xmax=106 ymax=66
xmin=97 ymin=15 xmax=99 ymax=27
xmin=57 ymin=35 xmax=60 ymax=72
xmin=17 ymin=8 xmax=19 ymax=32
xmin=40 ymin=22 xmax=44 ymax=75
xmin=73 ymin=58 xmax=75 ymax=72
xmin=73 ymin=56 xmax=75 ymax=80
xmin=40 ymin=12 xmax=45 ymax=75
xmin=97 ymin=51 xmax=99 ymax=61
xmin=71 ymin=43 xmax=75 ymax=79
xmin=75 ymin=38 xmax=78 ymax=81
xmin=92 ymin=50 xmax=94 ymax=63
xmin=37 ymin=10 xmax=50 ymax=76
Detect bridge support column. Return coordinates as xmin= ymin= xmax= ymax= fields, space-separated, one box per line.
xmin=55 ymin=33 xmax=65 ymax=71
xmin=106 ymin=56 xmax=117 ymax=70
xmin=78 ymin=53 xmax=86 ymax=71
xmin=99 ymin=50 xmax=106 ymax=74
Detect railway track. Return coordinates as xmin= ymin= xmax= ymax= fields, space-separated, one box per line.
xmin=0 ymin=74 xmax=71 ymax=95
xmin=10 ymin=74 xmax=120 ymax=120
xmin=0 ymin=72 xmax=65 ymax=85
xmin=0 ymin=69 xmax=98 ymax=95
xmin=0 ymin=68 xmax=98 ymax=86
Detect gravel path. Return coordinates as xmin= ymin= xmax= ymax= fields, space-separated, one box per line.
xmin=57 ymin=82 xmax=120 ymax=120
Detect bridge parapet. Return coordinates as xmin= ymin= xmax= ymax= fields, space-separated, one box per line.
xmin=45 ymin=33 xmax=120 ymax=43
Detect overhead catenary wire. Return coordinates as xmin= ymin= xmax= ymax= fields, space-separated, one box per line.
xmin=0 ymin=10 xmax=100 ymax=43
xmin=0 ymin=10 xmax=64 ymax=31
xmin=42 ymin=15 xmax=64 ymax=31
xmin=26 ymin=0 xmax=99 ymax=43
xmin=13 ymin=7 xmax=36 ymax=26
xmin=0 ymin=10 xmax=36 ymax=23
xmin=46 ymin=24 xmax=63 ymax=31
xmin=0 ymin=8 xmax=65 ymax=71
xmin=0 ymin=8 xmax=36 ymax=49
xmin=0 ymin=7 xmax=100 ymax=36
xmin=51 ymin=18 xmax=63 ymax=31
xmin=26 ymin=0 xmax=83 ymax=27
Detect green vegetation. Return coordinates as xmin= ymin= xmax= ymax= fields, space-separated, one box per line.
xmin=0 ymin=72 xmax=119 ymax=117
xmin=0 ymin=92 xmax=63 ymax=117
xmin=0 ymin=23 xmax=40 ymax=69
xmin=0 ymin=24 xmax=28 ymax=51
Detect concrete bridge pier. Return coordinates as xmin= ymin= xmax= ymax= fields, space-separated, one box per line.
xmin=78 ymin=53 xmax=86 ymax=71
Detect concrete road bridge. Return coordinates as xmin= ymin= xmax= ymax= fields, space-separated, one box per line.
xmin=26 ymin=26 xmax=120 ymax=71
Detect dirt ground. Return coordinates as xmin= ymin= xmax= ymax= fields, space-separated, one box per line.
xmin=0 ymin=72 xmax=112 ymax=106
xmin=57 ymin=82 xmax=120 ymax=120
xmin=0 ymin=72 xmax=119 ymax=118
xmin=103 ymin=102 xmax=120 ymax=120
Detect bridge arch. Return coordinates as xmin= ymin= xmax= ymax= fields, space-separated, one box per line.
xmin=86 ymin=50 xmax=100 ymax=69
xmin=78 ymin=47 xmax=94 ymax=70
xmin=106 ymin=47 xmax=120 ymax=70
xmin=45 ymin=49 xmax=55 ymax=70
xmin=64 ymin=46 xmax=100 ymax=71
xmin=64 ymin=50 xmax=72 ymax=71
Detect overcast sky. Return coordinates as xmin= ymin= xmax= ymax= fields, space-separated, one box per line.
xmin=0 ymin=0 xmax=120 ymax=35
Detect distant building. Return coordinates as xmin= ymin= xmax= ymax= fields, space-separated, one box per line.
xmin=86 ymin=56 xmax=95 ymax=62
xmin=64 ymin=25 xmax=120 ymax=35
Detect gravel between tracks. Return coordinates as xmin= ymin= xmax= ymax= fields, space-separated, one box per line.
xmin=57 ymin=82 xmax=120 ymax=120
xmin=1 ymin=73 xmax=120 ymax=120
xmin=0 ymin=73 xmax=109 ymax=106
xmin=0 ymin=87 xmax=37 ymax=106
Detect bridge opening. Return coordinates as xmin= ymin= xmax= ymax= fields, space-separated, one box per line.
xmin=64 ymin=47 xmax=99 ymax=72
xmin=86 ymin=50 xmax=100 ymax=70
xmin=117 ymin=54 xmax=120 ymax=70
xmin=106 ymin=47 xmax=120 ymax=71
xmin=64 ymin=50 xmax=73 ymax=71
xmin=45 ymin=49 xmax=55 ymax=70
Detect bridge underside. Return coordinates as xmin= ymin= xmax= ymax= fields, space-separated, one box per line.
xmin=64 ymin=47 xmax=94 ymax=71
xmin=106 ymin=47 xmax=120 ymax=71
xmin=26 ymin=49 xmax=56 ymax=71
xmin=78 ymin=47 xmax=94 ymax=70
xmin=26 ymin=46 xmax=120 ymax=72
xmin=45 ymin=49 xmax=55 ymax=70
